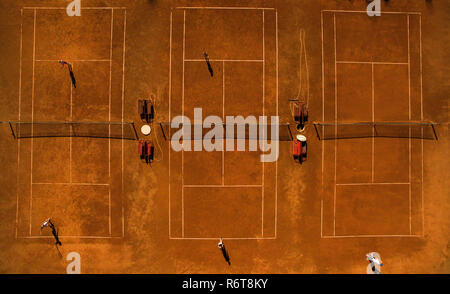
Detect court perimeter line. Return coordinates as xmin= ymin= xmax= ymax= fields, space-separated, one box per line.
xmin=169 ymin=237 xmax=276 ymax=240
xmin=29 ymin=8 xmax=36 ymax=236
xmin=420 ymin=15 xmax=424 ymax=236
xmin=222 ymin=60 xmax=225 ymax=186
xmin=181 ymin=10 xmax=186 ymax=238
xmin=321 ymin=10 xmax=421 ymax=15
xmin=122 ymin=9 xmax=127 ymax=238
xmin=261 ymin=10 xmax=265 ymax=238
xmin=336 ymin=61 xmax=408 ymax=65
xmin=70 ymin=63 xmax=73 ymax=184
xmin=176 ymin=7 xmax=275 ymax=10
xmin=275 ymin=9 xmax=278 ymax=238
xmin=32 ymin=182 xmax=110 ymax=186
xmin=407 ymin=15 xmax=412 ymax=235
xmin=320 ymin=11 xmax=324 ymax=210
xmin=23 ymin=7 xmax=127 ymax=10
xmin=333 ymin=13 xmax=337 ymax=237
xmin=35 ymin=59 xmax=111 ymax=62
xmin=184 ymin=59 xmax=263 ymax=62
xmin=183 ymin=185 xmax=263 ymax=188
xmin=168 ymin=11 xmax=172 ymax=238
xmin=371 ymin=63 xmax=374 ymax=182
xmin=322 ymin=234 xmax=423 ymax=238
xmin=15 ymin=8 xmax=23 ymax=239
xmin=336 ymin=182 xmax=410 ymax=186
xmin=21 ymin=236 xmax=123 ymax=239
xmin=108 ymin=9 xmax=114 ymax=236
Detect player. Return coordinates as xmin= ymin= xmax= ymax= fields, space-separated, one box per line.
xmin=218 ymin=237 xmax=231 ymax=266
xmin=204 ymin=52 xmax=214 ymax=77
xmin=366 ymin=252 xmax=383 ymax=274
xmin=59 ymin=60 xmax=77 ymax=88
xmin=41 ymin=218 xmax=62 ymax=246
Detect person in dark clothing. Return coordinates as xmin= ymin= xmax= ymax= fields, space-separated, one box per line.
xmin=59 ymin=60 xmax=77 ymax=88
xmin=41 ymin=218 xmax=62 ymax=246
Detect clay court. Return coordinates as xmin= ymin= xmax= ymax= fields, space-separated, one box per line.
xmin=0 ymin=0 xmax=448 ymax=274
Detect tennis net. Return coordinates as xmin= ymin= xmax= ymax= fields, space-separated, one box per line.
xmin=8 ymin=121 xmax=139 ymax=140
xmin=313 ymin=121 xmax=439 ymax=140
xmin=159 ymin=122 xmax=294 ymax=141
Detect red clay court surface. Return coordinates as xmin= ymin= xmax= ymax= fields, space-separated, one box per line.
xmin=0 ymin=0 xmax=448 ymax=274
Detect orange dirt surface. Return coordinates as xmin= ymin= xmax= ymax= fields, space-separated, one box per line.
xmin=0 ymin=0 xmax=448 ymax=273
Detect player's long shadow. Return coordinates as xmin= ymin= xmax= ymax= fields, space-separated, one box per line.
xmin=221 ymin=245 xmax=231 ymax=266
xmin=55 ymin=243 xmax=63 ymax=259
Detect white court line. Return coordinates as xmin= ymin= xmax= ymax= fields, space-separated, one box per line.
xmin=322 ymin=10 xmax=421 ymax=15
xmin=181 ymin=10 xmax=186 ymax=238
xmin=21 ymin=236 xmax=123 ymax=239
xmin=121 ymin=9 xmax=127 ymax=238
xmin=35 ymin=59 xmax=110 ymax=62
xmin=274 ymin=10 xmax=278 ymax=238
xmin=336 ymin=182 xmax=410 ymax=186
xmin=336 ymin=61 xmax=408 ymax=65
xmin=16 ymin=8 xmax=23 ymax=239
xmin=32 ymin=182 xmax=109 ymax=186
xmin=169 ymin=237 xmax=277 ymax=240
xmin=184 ymin=185 xmax=263 ymax=188
xmin=321 ymin=11 xmax=324 ymax=188
xmin=70 ymin=63 xmax=73 ymax=184
xmin=23 ymin=7 xmax=127 ymax=10
xmin=108 ymin=9 xmax=114 ymax=236
xmin=320 ymin=199 xmax=323 ymax=237
xmin=322 ymin=234 xmax=422 ymax=238
xmin=419 ymin=15 xmax=424 ymax=236
xmin=29 ymin=8 xmax=36 ymax=236
xmin=176 ymin=7 xmax=275 ymax=10
xmin=261 ymin=10 xmax=265 ymax=238
xmin=222 ymin=60 xmax=225 ymax=186
xmin=372 ymin=63 xmax=375 ymax=182
xmin=184 ymin=59 xmax=263 ymax=62
xmin=407 ymin=15 xmax=412 ymax=235
xmin=333 ymin=13 xmax=337 ymax=237
xmin=168 ymin=11 xmax=172 ymax=238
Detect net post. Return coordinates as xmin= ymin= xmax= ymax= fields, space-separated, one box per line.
xmin=131 ymin=122 xmax=139 ymax=140
xmin=8 ymin=121 xmax=16 ymax=139
xmin=160 ymin=122 xmax=168 ymax=141
xmin=287 ymin=124 xmax=294 ymax=141
xmin=313 ymin=123 xmax=321 ymax=140
xmin=431 ymin=123 xmax=438 ymax=140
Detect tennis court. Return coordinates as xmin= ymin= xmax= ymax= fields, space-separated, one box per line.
xmin=320 ymin=11 xmax=428 ymax=238
xmin=15 ymin=7 xmax=127 ymax=239
xmin=168 ymin=7 xmax=279 ymax=239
